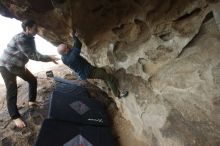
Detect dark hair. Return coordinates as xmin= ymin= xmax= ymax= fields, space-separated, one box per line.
xmin=21 ymin=19 xmax=36 ymax=31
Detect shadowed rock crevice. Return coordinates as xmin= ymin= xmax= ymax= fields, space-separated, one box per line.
xmin=174 ymin=8 xmax=202 ymax=22
xmin=177 ymin=11 xmax=215 ymax=58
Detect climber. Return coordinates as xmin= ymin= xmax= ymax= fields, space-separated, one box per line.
xmin=0 ymin=19 xmax=59 ymax=128
xmin=57 ymin=30 xmax=128 ymax=99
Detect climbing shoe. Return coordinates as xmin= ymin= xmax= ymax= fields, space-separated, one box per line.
xmin=119 ymin=91 xmax=129 ymax=98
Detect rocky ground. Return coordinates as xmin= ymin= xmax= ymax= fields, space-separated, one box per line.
xmin=0 ymin=65 xmax=147 ymax=146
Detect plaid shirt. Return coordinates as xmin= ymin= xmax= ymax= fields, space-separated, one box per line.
xmin=0 ymin=32 xmax=52 ymax=74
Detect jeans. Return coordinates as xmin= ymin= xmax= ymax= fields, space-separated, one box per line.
xmin=0 ymin=66 xmax=37 ymax=119
xmin=89 ymin=67 xmax=119 ymax=97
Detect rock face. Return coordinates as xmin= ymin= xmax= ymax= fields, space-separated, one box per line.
xmin=0 ymin=0 xmax=220 ymax=146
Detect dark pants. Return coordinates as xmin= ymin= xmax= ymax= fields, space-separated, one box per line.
xmin=0 ymin=66 xmax=37 ymax=119
xmin=89 ymin=67 xmax=119 ymax=97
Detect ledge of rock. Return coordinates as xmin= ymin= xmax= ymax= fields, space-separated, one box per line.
xmin=0 ymin=0 xmax=220 ymax=145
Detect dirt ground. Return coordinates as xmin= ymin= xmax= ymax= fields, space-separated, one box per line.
xmin=0 ymin=65 xmax=147 ymax=146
